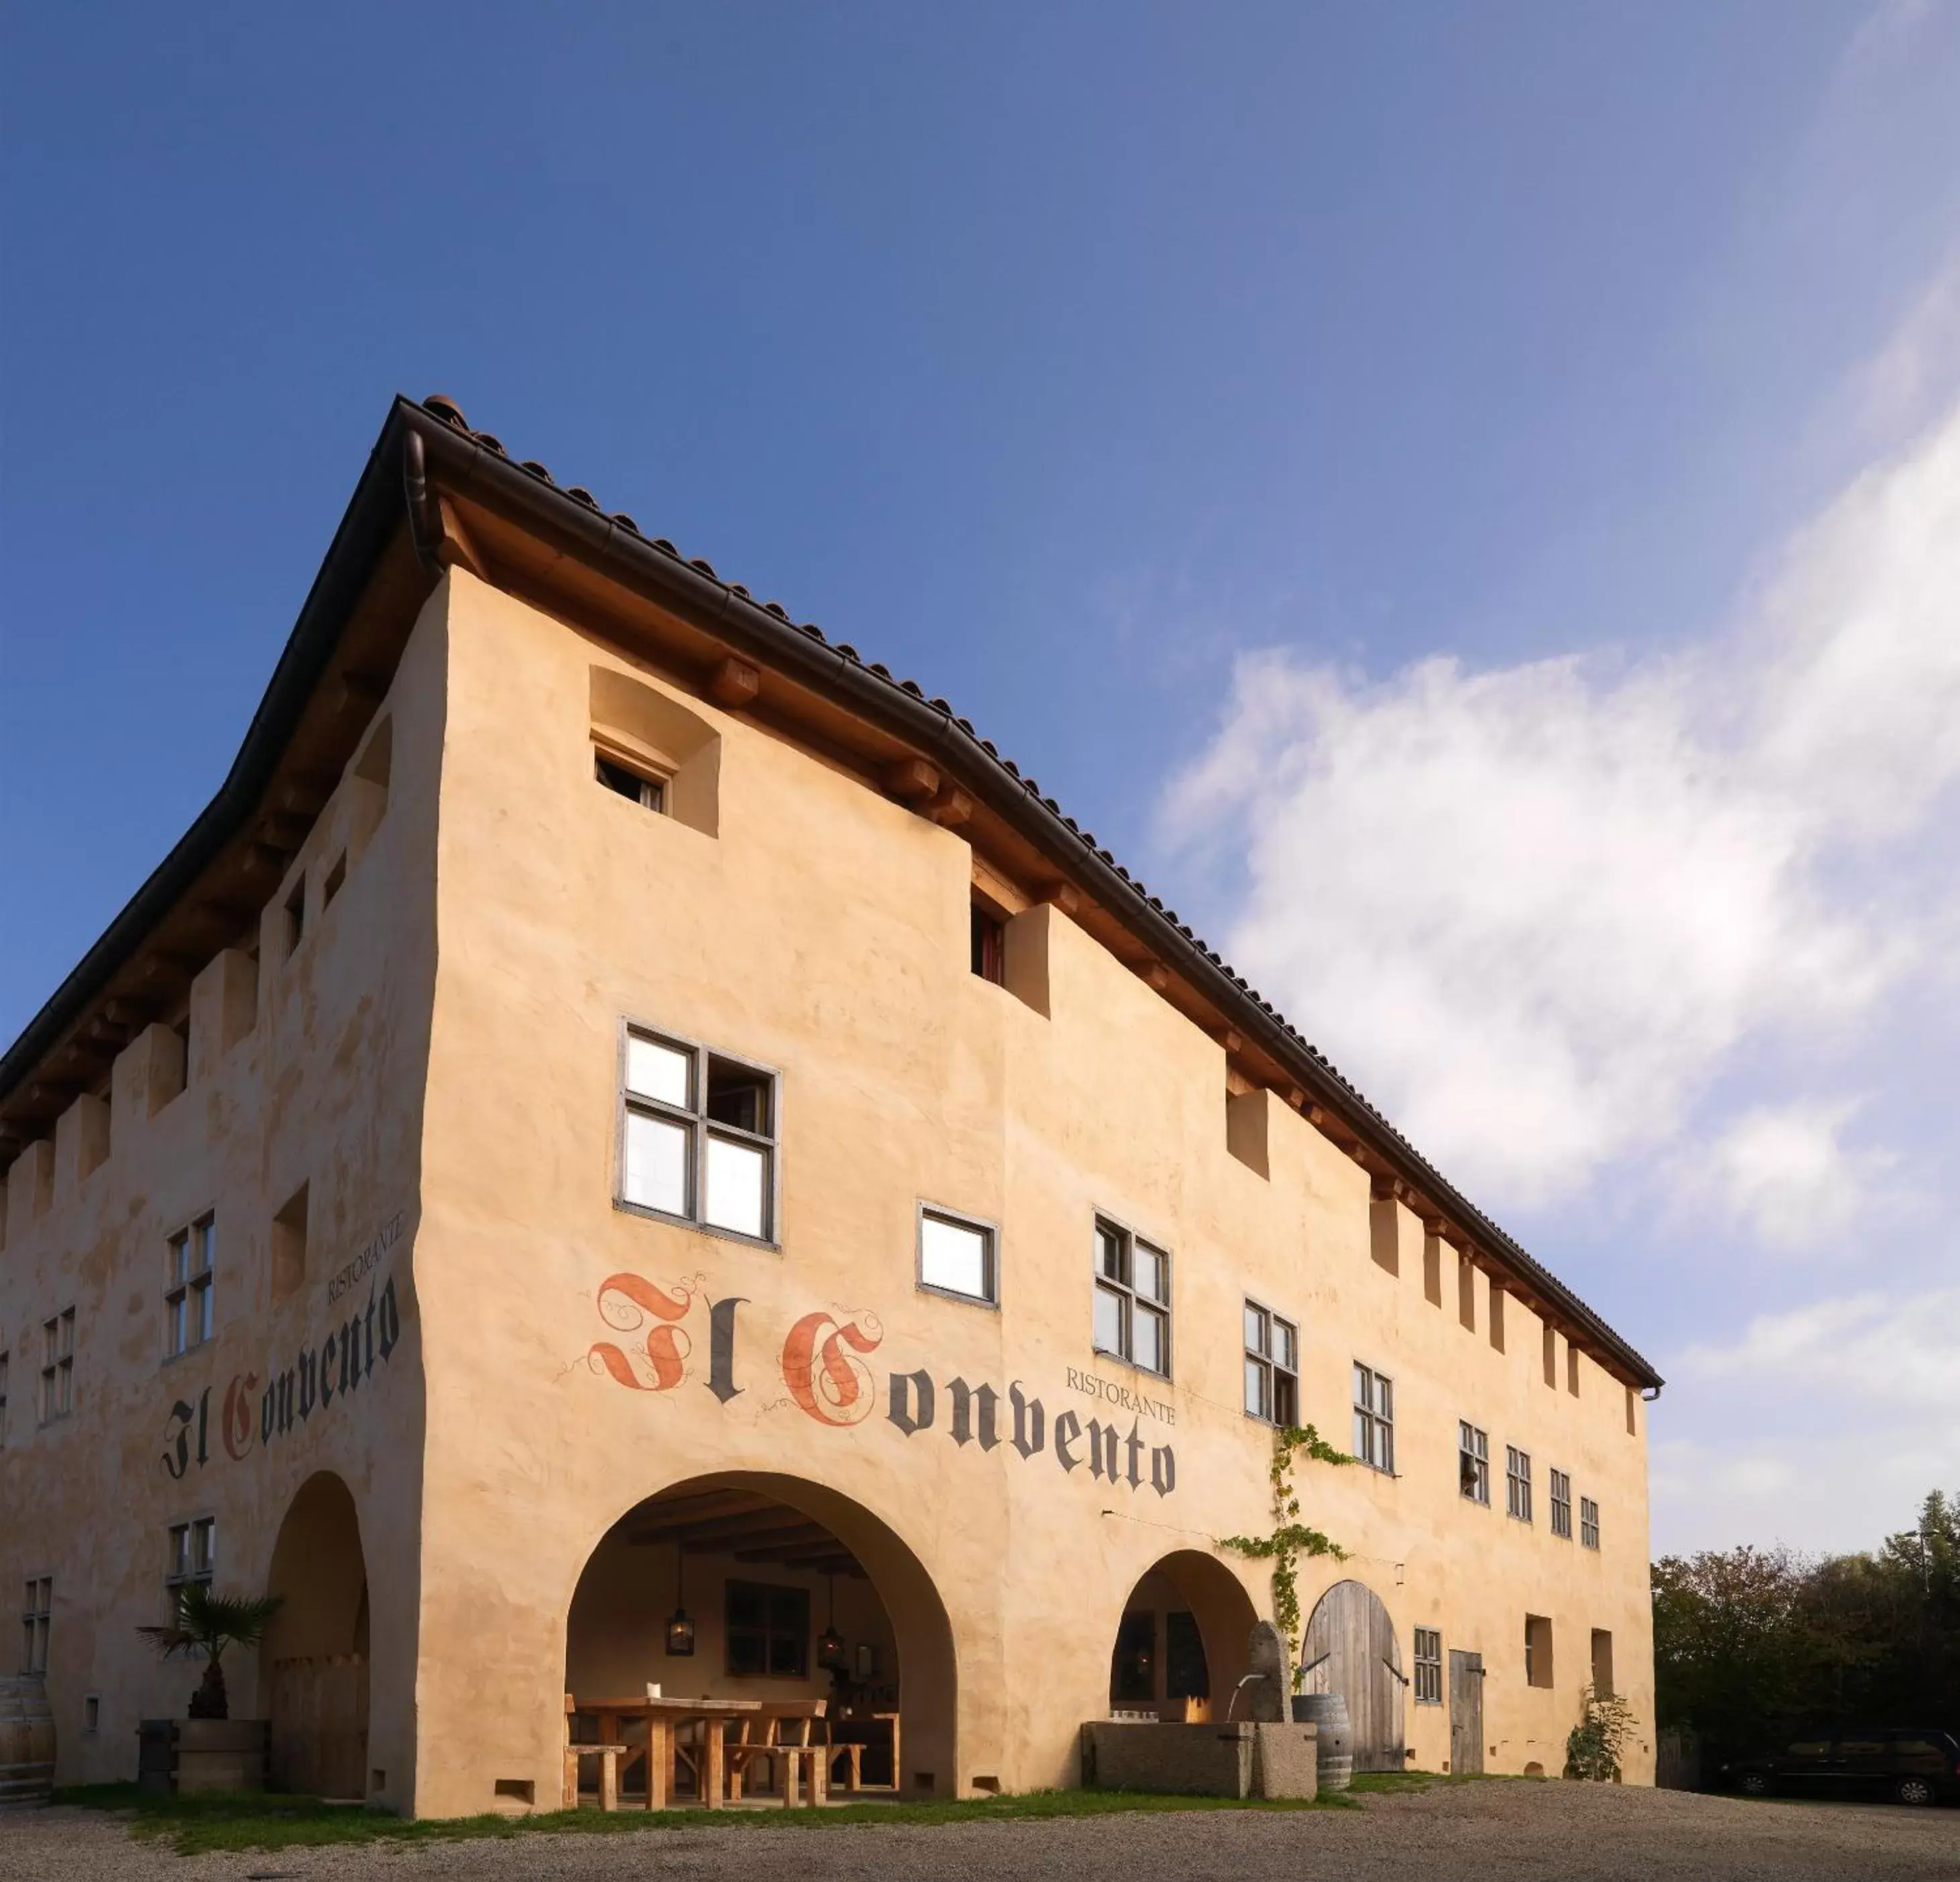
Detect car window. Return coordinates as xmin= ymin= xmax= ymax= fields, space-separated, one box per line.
xmin=1892 ymin=1738 xmax=1943 ymax=1757
xmin=1786 ymin=1739 xmax=1831 ymax=1757
xmin=1837 ymin=1738 xmax=1887 ymax=1757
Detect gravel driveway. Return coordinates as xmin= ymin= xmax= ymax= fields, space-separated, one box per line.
xmin=3 ymin=1783 xmax=1956 ymax=1882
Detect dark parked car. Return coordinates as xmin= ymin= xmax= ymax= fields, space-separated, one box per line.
xmin=1719 ymin=1729 xmax=1960 ymax=1806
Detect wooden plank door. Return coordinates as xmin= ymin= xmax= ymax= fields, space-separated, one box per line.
xmin=1449 ymin=1651 xmax=1483 ymax=1775
xmin=1301 ymin=1579 xmax=1405 ymax=1772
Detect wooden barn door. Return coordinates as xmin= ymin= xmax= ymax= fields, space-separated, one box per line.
xmin=1449 ymin=1651 xmax=1484 ymax=1775
xmin=1301 ymin=1579 xmax=1406 ymax=1772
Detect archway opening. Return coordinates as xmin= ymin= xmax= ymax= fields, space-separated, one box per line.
xmin=1301 ymin=1577 xmax=1405 ymax=1771
xmin=565 ymin=1473 xmax=956 ymax=1801
xmin=261 ymin=1471 xmax=370 ymax=1798
xmin=1108 ymin=1551 xmax=1258 ymax=1722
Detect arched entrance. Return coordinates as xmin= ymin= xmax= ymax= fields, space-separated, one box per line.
xmin=1108 ymin=1551 xmax=1258 ymax=1721
xmin=1301 ymin=1578 xmax=1404 ymax=1770
xmin=565 ymin=1473 xmax=955 ymax=1801
xmin=260 ymin=1471 xmax=370 ymax=1798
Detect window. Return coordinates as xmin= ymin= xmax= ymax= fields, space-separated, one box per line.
xmin=1458 ymin=1421 xmax=1489 ymax=1505
xmin=970 ymin=902 xmax=1005 ymax=984
xmin=618 ymin=1026 xmax=777 ymax=1242
xmin=40 ymin=1310 xmax=74 ymax=1422
xmin=1525 ymin=1614 xmax=1554 ymax=1689
xmin=724 ymin=1581 xmax=808 ymax=1679
xmin=1549 ymin=1468 xmax=1572 ymax=1539
xmin=1590 ymin=1628 xmax=1615 ymax=1697
xmin=1413 ymin=1627 xmax=1443 ymax=1705
xmin=1093 ymin=1218 xmax=1170 ymax=1377
xmin=21 ymin=1577 xmax=50 ymax=1675
xmin=166 ymin=1518 xmax=215 ymax=1598
xmin=1353 ymin=1364 xmax=1395 ymax=1473
xmin=919 ymin=1207 xmax=997 ymax=1305
xmin=596 ymin=751 xmax=666 ymax=813
xmin=1243 ymin=1304 xmax=1299 ymax=1425
xmin=165 ymin=1217 xmax=215 ymax=1358
xmin=1505 ymin=1445 xmax=1533 ymax=1523
xmin=83 ymin=1694 xmax=100 ymax=1734
xmin=1579 ymin=1496 xmax=1600 ymax=1550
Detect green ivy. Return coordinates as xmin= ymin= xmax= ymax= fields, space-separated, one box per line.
xmin=1217 ymin=1424 xmax=1352 ymax=1688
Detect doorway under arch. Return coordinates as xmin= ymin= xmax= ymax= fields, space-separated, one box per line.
xmin=1301 ymin=1577 xmax=1404 ymax=1771
xmin=1108 ymin=1551 xmax=1258 ymax=1720
xmin=564 ymin=1473 xmax=957 ymax=1800
xmin=261 ymin=1471 xmax=370 ymax=1798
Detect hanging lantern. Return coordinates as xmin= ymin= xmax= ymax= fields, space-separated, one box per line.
xmin=817 ymin=1573 xmax=846 ymax=1670
xmin=665 ymin=1547 xmax=696 ymax=1657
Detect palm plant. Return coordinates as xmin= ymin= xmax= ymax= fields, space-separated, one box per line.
xmin=138 ymin=1583 xmax=284 ymax=1720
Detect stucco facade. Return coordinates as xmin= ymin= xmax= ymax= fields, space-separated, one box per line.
xmin=2 ymin=398 xmax=1661 ymax=1818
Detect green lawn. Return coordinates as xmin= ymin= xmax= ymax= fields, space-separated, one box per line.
xmin=51 ymin=1779 xmax=1395 ymax=1855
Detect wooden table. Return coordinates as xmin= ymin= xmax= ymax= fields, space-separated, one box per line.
xmin=565 ymin=1695 xmax=767 ymax=1811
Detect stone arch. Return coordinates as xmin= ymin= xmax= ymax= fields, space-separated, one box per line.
xmin=1108 ymin=1550 xmax=1260 ymax=1720
xmin=1301 ymin=1577 xmax=1405 ymax=1771
xmin=564 ymin=1470 xmax=957 ymax=1799
xmin=261 ymin=1471 xmax=370 ymax=1798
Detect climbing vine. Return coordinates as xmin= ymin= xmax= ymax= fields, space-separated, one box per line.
xmin=1217 ymin=1423 xmax=1351 ymax=1688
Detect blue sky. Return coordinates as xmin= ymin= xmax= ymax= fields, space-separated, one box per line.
xmin=5 ymin=2 xmax=1957 ymax=1555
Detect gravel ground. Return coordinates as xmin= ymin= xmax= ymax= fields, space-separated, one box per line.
xmin=3 ymin=1784 xmax=1956 ymax=1882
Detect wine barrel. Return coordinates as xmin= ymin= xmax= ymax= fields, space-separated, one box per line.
xmin=1291 ymin=1691 xmax=1353 ymax=1793
xmin=0 ymin=1675 xmax=56 ymax=1810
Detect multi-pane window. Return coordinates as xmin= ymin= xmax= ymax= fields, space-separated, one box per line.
xmin=619 ymin=1027 xmax=777 ymax=1242
xmin=1458 ymin=1420 xmax=1489 ymax=1505
xmin=1549 ymin=1468 xmax=1573 ymax=1538
xmin=596 ymin=751 xmax=666 ymax=813
xmin=1580 ymin=1496 xmax=1600 ymax=1550
xmin=724 ymin=1581 xmax=809 ymax=1679
xmin=40 ymin=1310 xmax=74 ymax=1423
xmin=166 ymin=1518 xmax=215 ymax=1598
xmin=21 ymin=1578 xmax=51 ymax=1675
xmin=1505 ymin=1445 xmax=1533 ymax=1522
xmin=1413 ymin=1627 xmax=1443 ymax=1705
xmin=1093 ymin=1218 xmax=1170 ymax=1377
xmin=1243 ymin=1303 xmax=1299 ymax=1424
xmin=165 ymin=1218 xmax=215 ymax=1358
xmin=1353 ymin=1364 xmax=1395 ymax=1473
xmin=918 ymin=1208 xmax=997 ymax=1305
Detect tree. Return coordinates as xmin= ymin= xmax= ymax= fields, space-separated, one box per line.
xmin=138 ymin=1584 xmax=284 ymax=1720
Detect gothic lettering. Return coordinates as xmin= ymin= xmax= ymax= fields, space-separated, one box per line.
xmin=707 ymin=1296 xmax=745 ymax=1404
xmin=781 ymin=1310 xmax=883 ymax=1427
xmin=588 ymin=1272 xmax=693 ymax=1392
xmin=1054 ymin=1409 xmax=1083 ymax=1471
xmin=887 ymin=1369 xmax=935 ymax=1436
xmin=1010 ymin=1382 xmax=1045 ymax=1459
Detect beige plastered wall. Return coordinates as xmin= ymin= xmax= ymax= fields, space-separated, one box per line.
xmin=0 ymin=591 xmax=447 ymax=1810
xmin=407 ymin=570 xmax=1654 ymax=1817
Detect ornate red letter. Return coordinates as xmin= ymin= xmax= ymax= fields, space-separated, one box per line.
xmin=781 ymin=1310 xmax=883 ymax=1426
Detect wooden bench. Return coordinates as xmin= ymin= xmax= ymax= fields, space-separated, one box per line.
xmin=562 ymin=1741 xmax=629 ymax=1811
xmin=725 ymin=1699 xmax=828 ymax=1807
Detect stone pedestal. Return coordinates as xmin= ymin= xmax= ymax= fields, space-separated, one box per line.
xmin=138 ymin=1719 xmax=270 ymax=1794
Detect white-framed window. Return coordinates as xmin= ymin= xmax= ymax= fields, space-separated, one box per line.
xmin=1413 ymin=1626 xmax=1443 ymax=1705
xmin=1243 ymin=1302 xmax=1299 ymax=1424
xmin=165 ymin=1216 xmax=215 ymax=1358
xmin=166 ymin=1518 xmax=216 ymax=1596
xmin=1580 ymin=1496 xmax=1600 ymax=1550
xmin=40 ymin=1310 xmax=74 ymax=1423
xmin=595 ymin=750 xmax=667 ymax=813
xmin=1549 ymin=1467 xmax=1573 ymax=1539
xmin=918 ymin=1206 xmax=998 ymax=1306
xmin=1352 ymin=1363 xmax=1395 ymax=1473
xmin=1505 ymin=1445 xmax=1533 ymax=1523
xmin=1458 ymin=1420 xmax=1489 ymax=1505
xmin=21 ymin=1577 xmax=51 ymax=1675
xmin=1092 ymin=1217 xmax=1171 ymax=1377
xmin=618 ymin=1024 xmax=779 ymax=1244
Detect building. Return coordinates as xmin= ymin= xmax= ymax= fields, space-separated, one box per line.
xmin=0 ymin=396 xmax=1663 ymax=1816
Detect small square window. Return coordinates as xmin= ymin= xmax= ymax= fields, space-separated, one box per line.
xmin=919 ymin=1208 xmax=997 ymax=1304
xmin=596 ymin=752 xmax=666 ymax=813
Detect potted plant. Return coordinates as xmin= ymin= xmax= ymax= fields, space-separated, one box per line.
xmin=136 ymin=1585 xmax=282 ymax=1793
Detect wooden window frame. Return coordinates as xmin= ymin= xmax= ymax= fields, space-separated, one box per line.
xmin=164 ymin=1216 xmax=216 ymax=1361
xmin=1092 ymin=1215 xmax=1173 ymax=1381
xmin=594 ymin=748 xmax=668 ymax=815
xmin=1579 ymin=1496 xmax=1600 ymax=1551
xmin=1458 ymin=1420 xmax=1489 ymax=1506
xmin=916 ymin=1203 xmax=1001 ymax=1309
xmin=39 ymin=1308 xmax=74 ymax=1425
xmin=615 ymin=1020 xmax=781 ymax=1249
xmin=1413 ymin=1626 xmax=1443 ymax=1706
xmin=1352 ymin=1362 xmax=1396 ymax=1473
xmin=1243 ymin=1300 xmax=1299 ymax=1426
xmin=1505 ymin=1445 xmax=1533 ymax=1524
xmin=1549 ymin=1467 xmax=1573 ymax=1539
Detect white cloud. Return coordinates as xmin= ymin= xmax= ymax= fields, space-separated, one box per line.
xmin=1160 ymin=392 xmax=1960 ymax=1210
xmin=1672 ymin=1098 xmax=1897 ymax=1252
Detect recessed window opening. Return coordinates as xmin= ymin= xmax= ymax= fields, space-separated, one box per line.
xmin=1458 ymin=1420 xmax=1489 ymax=1505
xmin=1093 ymin=1217 xmax=1171 ymax=1378
xmin=620 ymin=1025 xmax=778 ymax=1243
xmin=1525 ymin=1614 xmax=1554 ymax=1689
xmin=1505 ymin=1446 xmax=1533 ymax=1522
xmin=83 ymin=1694 xmax=100 ymax=1734
xmin=1243 ymin=1302 xmax=1298 ymax=1424
xmin=164 ymin=1216 xmax=215 ymax=1358
xmin=970 ymin=900 xmax=1005 ymax=984
xmin=40 ymin=1310 xmax=74 ymax=1423
xmin=1413 ymin=1627 xmax=1443 ymax=1705
xmin=1352 ymin=1363 xmax=1395 ymax=1472
xmin=919 ymin=1207 xmax=997 ymax=1304
xmin=272 ymin=1183 xmax=310 ymax=1300
xmin=1590 ymin=1628 xmax=1615 ymax=1697
xmin=322 ymin=853 xmax=347 ymax=909
xmin=284 ymin=878 xmax=306 ymax=956
xmin=596 ymin=751 xmax=667 ymax=813
xmin=166 ymin=1516 xmax=216 ymax=1596
xmin=494 ymin=1777 xmax=534 ymax=1803
xmin=1549 ymin=1468 xmax=1573 ymax=1539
